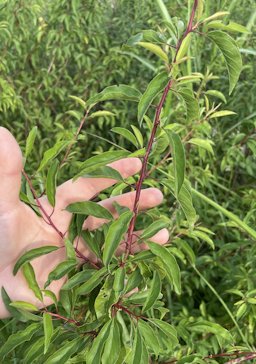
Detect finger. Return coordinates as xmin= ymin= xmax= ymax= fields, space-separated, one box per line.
xmin=45 ymin=157 xmax=142 ymax=214
xmin=0 ymin=127 xmax=23 ymax=213
xmin=83 ymin=188 xmax=163 ymax=231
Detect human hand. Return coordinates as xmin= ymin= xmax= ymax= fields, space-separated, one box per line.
xmin=0 ymin=127 xmax=169 ymax=318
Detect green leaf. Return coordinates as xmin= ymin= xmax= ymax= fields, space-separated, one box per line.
xmin=37 ymin=141 xmax=69 ymax=172
xmin=103 ymin=210 xmax=133 ymax=266
xmin=69 ymin=95 xmax=86 ymax=108
xmin=82 ymin=166 xmax=124 ymax=181
xmin=137 ymin=42 xmax=168 ymax=62
xmin=138 ymin=320 xmax=160 ymax=356
xmin=113 ymin=267 xmax=126 ymax=293
xmin=13 ymin=246 xmax=59 ymax=275
xmin=202 ymin=11 xmax=230 ymax=23
xmin=88 ymin=110 xmax=115 ymax=118
xmin=178 ymin=88 xmax=200 ymax=121
xmin=25 ymin=126 xmax=38 ymax=158
xmin=101 ymin=319 xmax=121 ymax=364
xmin=138 ymin=72 xmax=169 ymax=125
xmin=140 ymin=219 xmax=169 ymax=240
xmin=149 ymin=318 xmax=178 ymax=348
xmin=209 ymin=110 xmax=236 ymax=118
xmin=43 ymin=313 xmax=53 ymax=354
xmin=166 ymin=130 xmax=185 ymax=196
xmin=86 ymin=85 xmax=141 ymax=107
xmin=148 ymin=241 xmax=181 ymax=294
xmin=46 ymin=159 xmax=59 ymax=207
xmin=187 ymin=320 xmax=233 ymax=342
xmin=191 ymin=230 xmax=215 ymax=249
xmin=142 ymin=271 xmax=161 ymax=312
xmin=205 ymin=89 xmax=227 ymax=103
xmin=0 ymin=323 xmax=40 ymax=360
xmin=76 ymin=267 xmax=108 ymax=295
xmin=81 ymin=230 xmax=101 ymax=259
xmin=66 ymin=110 xmax=82 ymax=121
xmin=61 ymin=269 xmax=94 ymax=290
xmin=74 ymin=150 xmax=130 ymax=179
xmin=129 ymin=329 xmax=143 ymax=364
xmin=86 ymin=320 xmax=112 ymax=364
xmin=45 ymin=260 xmax=77 ymax=288
xmin=45 ymin=337 xmax=84 ymax=364
xmin=131 ymin=125 xmax=144 ymax=148
xmin=208 ymin=30 xmax=243 ymax=94
xmin=207 ymin=20 xmax=249 ymax=33
xmin=111 ymin=127 xmax=138 ymax=147
xmin=188 ymin=138 xmax=214 ymax=155
xmin=176 ymin=33 xmax=192 ymax=62
xmin=10 ymin=301 xmax=38 ymax=312
xmin=124 ymin=268 xmax=143 ymax=294
xmin=162 ymin=180 xmax=197 ymax=227
xmin=66 ymin=201 xmax=113 ymax=220
xmin=41 ymin=290 xmax=58 ymax=307
xmin=22 ymin=262 xmax=43 ymax=301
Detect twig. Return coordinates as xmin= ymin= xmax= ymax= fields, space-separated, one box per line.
xmin=124 ymin=0 xmax=199 ymax=257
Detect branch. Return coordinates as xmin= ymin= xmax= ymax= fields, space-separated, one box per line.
xmin=125 ymin=0 xmax=199 ymax=256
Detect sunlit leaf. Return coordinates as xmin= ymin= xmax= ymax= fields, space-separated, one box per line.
xmin=86 ymin=85 xmax=141 ymax=107
xmin=208 ymin=31 xmax=242 ymax=94
xmin=66 ymin=201 xmax=113 ymax=220
xmin=137 ymin=42 xmax=168 ymax=62
xmin=13 ymin=246 xmax=59 ymax=275
xmin=43 ymin=313 xmax=53 ymax=354
xmin=138 ymin=71 xmax=169 ymax=125
xmin=103 ymin=210 xmax=133 ymax=266
xmin=25 ymin=126 xmax=38 ymax=158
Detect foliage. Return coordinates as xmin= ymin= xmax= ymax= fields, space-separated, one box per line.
xmin=0 ymin=0 xmax=256 ymax=363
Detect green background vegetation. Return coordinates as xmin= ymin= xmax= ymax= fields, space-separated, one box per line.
xmin=0 ymin=0 xmax=256 ymax=362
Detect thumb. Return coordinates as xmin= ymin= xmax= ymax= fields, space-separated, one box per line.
xmin=0 ymin=127 xmax=23 ymax=213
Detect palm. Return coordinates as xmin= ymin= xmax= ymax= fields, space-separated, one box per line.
xmin=0 ymin=127 xmax=168 ymax=318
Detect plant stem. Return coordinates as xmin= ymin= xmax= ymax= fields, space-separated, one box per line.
xmin=125 ymin=0 xmax=199 ymax=256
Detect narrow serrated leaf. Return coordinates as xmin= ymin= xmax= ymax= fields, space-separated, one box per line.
xmin=13 ymin=246 xmax=59 ymax=275
xmin=208 ymin=30 xmax=242 ymax=94
xmin=66 ymin=201 xmax=113 ymax=220
xmin=138 ymin=72 xmax=169 ymax=125
xmin=148 ymin=241 xmax=181 ymax=294
xmin=43 ymin=313 xmax=53 ymax=354
xmin=103 ymin=210 xmax=133 ymax=266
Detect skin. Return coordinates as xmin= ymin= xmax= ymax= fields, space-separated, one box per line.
xmin=0 ymin=127 xmax=169 ymax=318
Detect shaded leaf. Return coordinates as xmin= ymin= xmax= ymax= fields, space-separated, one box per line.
xmin=0 ymin=323 xmax=40 ymax=360
xmin=178 ymin=88 xmax=200 ymax=121
xmin=142 ymin=271 xmax=161 ymax=312
xmin=101 ymin=319 xmax=121 ymax=364
xmin=45 ymin=337 xmax=84 ymax=364
xmin=131 ymin=125 xmax=144 ymax=148
xmin=148 ymin=242 xmax=181 ymax=294
xmin=45 ymin=260 xmax=77 ymax=288
xmin=76 ymin=267 xmax=108 ymax=295
xmin=61 ymin=269 xmax=94 ymax=290
xmin=86 ymin=320 xmax=112 ymax=364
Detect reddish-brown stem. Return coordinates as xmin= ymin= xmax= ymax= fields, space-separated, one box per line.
xmin=124 ymin=0 xmax=199 ymax=257
xmin=22 ymin=169 xmax=64 ymax=238
xmin=113 ymin=303 xmax=144 ymax=320
xmin=46 ymin=311 xmax=82 ymax=326
xmin=23 ymin=169 xmax=100 ymax=269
